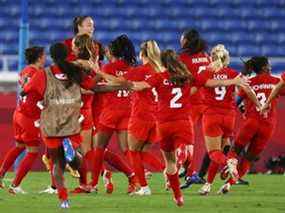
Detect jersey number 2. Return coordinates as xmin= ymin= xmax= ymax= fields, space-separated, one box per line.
xmin=170 ymin=88 xmax=182 ymax=108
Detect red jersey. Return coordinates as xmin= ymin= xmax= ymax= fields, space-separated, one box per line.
xmin=197 ymin=67 xmax=239 ymax=114
xmin=17 ymin=65 xmax=42 ymax=119
xmin=100 ymin=59 xmax=132 ymax=114
xmin=147 ymin=71 xmax=191 ymax=123
xmin=125 ymin=63 xmax=157 ymax=120
xmin=23 ymin=65 xmax=96 ymax=99
xmin=239 ymin=73 xmax=280 ymax=123
xmin=179 ymin=52 xmax=210 ymax=105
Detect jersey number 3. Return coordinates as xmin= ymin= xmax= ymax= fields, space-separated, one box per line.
xmin=170 ymin=88 xmax=182 ymax=108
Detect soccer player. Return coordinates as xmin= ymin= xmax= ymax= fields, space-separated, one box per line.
xmin=219 ymin=57 xmax=282 ymax=193
xmin=196 ymin=45 xmax=260 ymax=195
xmin=0 ymin=46 xmax=45 ymax=193
xmin=178 ymin=28 xmax=211 ymax=188
xmin=22 ymin=43 xmax=124 ymax=208
xmin=124 ymin=40 xmax=166 ymax=196
xmin=91 ymin=35 xmax=138 ymax=193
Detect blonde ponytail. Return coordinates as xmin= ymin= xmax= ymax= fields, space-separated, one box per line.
xmin=140 ymin=40 xmax=163 ymax=72
xmin=210 ymin=44 xmax=230 ymax=71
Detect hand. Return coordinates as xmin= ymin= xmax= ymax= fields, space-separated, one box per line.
xmin=259 ymin=102 xmax=270 ymax=114
xmin=233 ymin=74 xmax=250 ymax=87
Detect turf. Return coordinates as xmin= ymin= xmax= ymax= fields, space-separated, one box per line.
xmin=0 ymin=172 xmax=284 ymax=213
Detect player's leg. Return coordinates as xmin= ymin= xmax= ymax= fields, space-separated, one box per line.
xmin=0 ymin=142 xmax=25 ymax=188
xmin=9 ymin=143 xmax=39 ymax=193
xmin=160 ymin=137 xmax=184 ymax=207
xmin=128 ymin=133 xmax=150 ymax=195
xmin=90 ymin=128 xmax=112 ymax=189
xmin=48 ymin=145 xmax=68 ymax=207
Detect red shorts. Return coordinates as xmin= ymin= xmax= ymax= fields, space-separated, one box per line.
xmin=158 ymin=119 xmax=193 ymax=152
xmin=189 ymin=104 xmax=207 ymax=124
xmin=235 ymin=118 xmax=275 ymax=157
xmin=98 ymin=110 xmax=129 ymax=133
xmin=128 ymin=117 xmax=158 ymax=142
xmin=202 ymin=112 xmax=236 ymax=138
xmin=81 ymin=108 xmax=93 ymax=130
xmin=13 ymin=110 xmax=40 ymax=146
xmin=42 ymin=134 xmax=82 ymax=149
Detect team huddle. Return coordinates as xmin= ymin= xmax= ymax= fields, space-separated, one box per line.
xmin=0 ymin=16 xmax=284 ymax=209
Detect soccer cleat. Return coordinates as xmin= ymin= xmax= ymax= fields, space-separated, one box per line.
xmin=70 ymin=185 xmax=91 ymax=194
xmin=173 ymin=196 xmax=184 ymax=207
xmin=39 ymin=186 xmax=57 ymax=194
xmin=217 ymin=183 xmax=231 ymax=195
xmin=226 ymin=158 xmax=239 ymax=181
xmin=127 ymin=174 xmax=137 ymax=194
xmin=180 ymin=173 xmax=204 ymax=189
xmin=198 ymin=182 xmax=211 ymax=195
xmin=60 ymin=200 xmax=70 ymax=209
xmin=89 ymin=185 xmax=98 ymax=193
xmin=236 ymin=178 xmax=249 ymax=185
xmin=66 ymin=164 xmax=80 ymax=178
xmin=132 ymin=186 xmax=152 ymax=196
xmin=42 ymin=154 xmax=51 ymax=171
xmin=8 ymin=185 xmax=27 ymax=195
xmin=103 ymin=170 xmax=114 ymax=194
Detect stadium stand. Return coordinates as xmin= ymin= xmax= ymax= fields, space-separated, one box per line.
xmin=0 ymin=0 xmax=284 ymax=73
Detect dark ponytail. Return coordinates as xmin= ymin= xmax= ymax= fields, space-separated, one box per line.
xmin=109 ymin=34 xmax=137 ymax=65
xmin=161 ymin=49 xmax=193 ymax=86
xmin=181 ymin=28 xmax=207 ymax=55
xmin=242 ymin=56 xmax=269 ymax=75
xmin=50 ymin=43 xmax=83 ymax=87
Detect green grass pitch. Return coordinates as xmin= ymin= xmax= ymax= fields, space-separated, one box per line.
xmin=0 ymin=172 xmax=284 ymax=213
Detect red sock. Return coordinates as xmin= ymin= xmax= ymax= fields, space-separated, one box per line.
xmin=209 ymin=150 xmax=227 ymax=166
xmin=129 ymin=151 xmax=147 ymax=187
xmin=79 ymin=157 xmax=88 ymax=186
xmin=104 ymin=149 xmax=133 ymax=177
xmin=207 ymin=161 xmax=219 ymax=184
xmin=167 ymin=172 xmax=182 ymax=199
xmin=12 ymin=152 xmax=38 ymax=186
xmin=91 ymin=147 xmax=105 ymax=187
xmin=185 ymin=147 xmax=195 ymax=177
xmin=227 ymin=178 xmax=236 ymax=185
xmin=238 ymin=158 xmax=251 ymax=178
xmin=0 ymin=146 xmax=25 ymax=177
xmin=141 ymin=151 xmax=165 ymax=171
xmin=84 ymin=150 xmax=94 ymax=172
xmin=58 ymin=187 xmax=68 ymax=201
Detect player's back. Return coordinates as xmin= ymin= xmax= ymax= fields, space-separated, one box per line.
xmin=179 ymin=52 xmax=210 ymax=105
xmin=151 ymin=72 xmax=191 ymax=123
xmin=242 ymin=73 xmax=280 ymax=122
xmin=101 ymin=59 xmax=132 ymax=112
xmin=202 ymin=67 xmax=239 ymax=114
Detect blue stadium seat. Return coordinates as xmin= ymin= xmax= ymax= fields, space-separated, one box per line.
xmin=0 ymin=0 xmax=284 ymax=59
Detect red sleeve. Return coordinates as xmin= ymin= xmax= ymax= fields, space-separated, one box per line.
xmin=80 ymin=74 xmax=97 ymax=90
xmin=146 ymin=73 xmax=161 ymax=87
xmin=23 ymin=70 xmax=46 ymax=97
